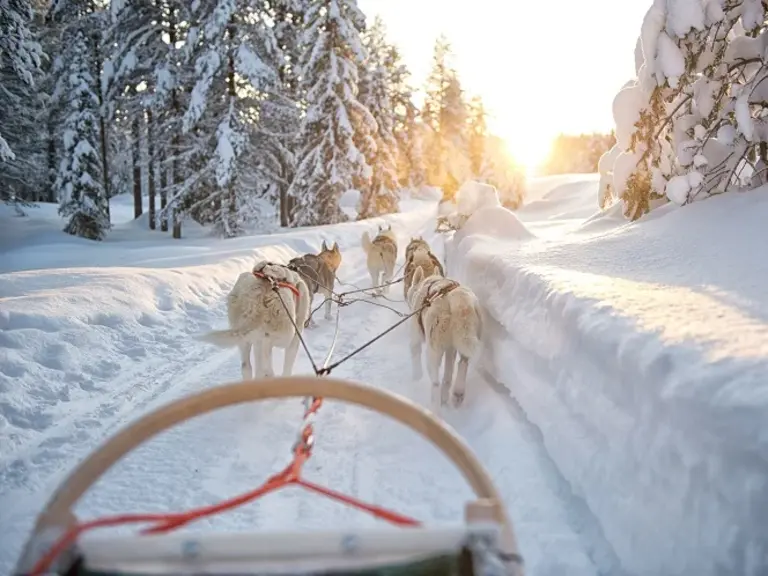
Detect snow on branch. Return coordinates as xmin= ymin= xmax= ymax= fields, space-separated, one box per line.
xmin=602 ymin=0 xmax=768 ymax=220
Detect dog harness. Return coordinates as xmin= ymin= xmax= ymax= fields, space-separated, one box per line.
xmin=416 ymin=279 xmax=460 ymax=337
xmin=253 ymin=269 xmax=300 ymax=301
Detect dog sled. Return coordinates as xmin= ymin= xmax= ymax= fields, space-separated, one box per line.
xmin=14 ymin=376 xmax=525 ymax=576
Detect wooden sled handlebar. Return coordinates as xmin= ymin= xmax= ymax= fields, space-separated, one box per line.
xmin=29 ymin=376 xmax=522 ymax=572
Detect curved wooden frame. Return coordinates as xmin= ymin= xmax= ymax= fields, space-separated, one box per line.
xmin=24 ymin=376 xmax=522 ymax=573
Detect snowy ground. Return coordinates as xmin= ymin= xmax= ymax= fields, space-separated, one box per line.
xmin=3 ymin=179 xmax=766 ymax=576
xmin=1 ymin=191 xmax=611 ymax=576
xmin=447 ymin=175 xmax=768 ymax=575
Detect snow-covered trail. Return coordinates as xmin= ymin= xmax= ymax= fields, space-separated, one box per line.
xmin=2 ymin=204 xmax=610 ymax=575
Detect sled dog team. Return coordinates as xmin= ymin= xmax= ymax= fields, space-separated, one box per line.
xmin=200 ymin=224 xmax=483 ymax=413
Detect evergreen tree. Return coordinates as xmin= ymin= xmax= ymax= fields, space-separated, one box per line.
xmin=264 ymin=0 xmax=307 ymax=226
xmin=107 ymin=0 xmax=192 ymax=233
xmin=179 ymin=0 xmax=284 ymax=237
xmin=288 ymin=0 xmax=375 ymax=226
xmin=357 ymin=16 xmax=399 ymax=218
xmin=0 ymin=0 xmax=42 ymax=196
xmin=421 ymin=35 xmax=470 ymax=198
xmin=49 ymin=0 xmax=112 ymax=222
xmin=386 ymin=44 xmax=424 ymax=189
xmin=467 ymin=96 xmax=488 ymax=178
xmin=55 ymin=28 xmax=109 ymax=239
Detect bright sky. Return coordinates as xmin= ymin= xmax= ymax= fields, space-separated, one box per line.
xmin=357 ymin=0 xmax=650 ymax=171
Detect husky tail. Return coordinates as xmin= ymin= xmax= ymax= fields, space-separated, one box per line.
xmin=361 ymin=231 xmax=373 ymax=255
xmin=196 ymin=327 xmax=254 ymax=347
xmin=450 ymin=294 xmax=483 ymax=359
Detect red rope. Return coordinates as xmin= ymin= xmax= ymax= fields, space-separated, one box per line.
xmin=28 ymin=396 xmax=420 ymax=576
xmin=253 ymin=270 xmax=300 ymax=300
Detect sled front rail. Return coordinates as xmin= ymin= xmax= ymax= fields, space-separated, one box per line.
xmin=14 ymin=376 xmax=524 ymax=576
xmin=42 ymin=526 xmax=505 ymax=575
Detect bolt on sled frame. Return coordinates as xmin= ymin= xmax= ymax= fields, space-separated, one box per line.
xmin=14 ymin=376 xmax=525 ymax=576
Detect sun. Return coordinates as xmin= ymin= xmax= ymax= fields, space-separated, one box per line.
xmin=499 ymin=130 xmax=555 ymax=174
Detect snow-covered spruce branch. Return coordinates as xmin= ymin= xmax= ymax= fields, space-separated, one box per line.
xmin=600 ymin=0 xmax=768 ymax=218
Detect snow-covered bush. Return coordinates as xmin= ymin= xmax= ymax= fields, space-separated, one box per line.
xmin=605 ymin=0 xmax=768 ymax=221
xmin=436 ymin=180 xmax=501 ymax=232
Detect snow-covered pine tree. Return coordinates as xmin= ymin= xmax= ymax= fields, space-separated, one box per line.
xmin=384 ymin=43 xmax=423 ymax=189
xmin=609 ymin=0 xmax=768 ymax=220
xmin=356 ymin=16 xmax=399 ymax=218
xmin=178 ymin=0 xmax=283 ymax=237
xmin=55 ymin=28 xmax=109 ymax=239
xmin=0 ymin=0 xmax=42 ymax=163
xmin=288 ymin=0 xmax=374 ymax=226
xmin=107 ymin=0 xmax=192 ymax=234
xmin=440 ymin=72 xmax=470 ymax=198
xmin=351 ymin=36 xmax=377 ymax=208
xmin=421 ymin=35 xmax=471 ymax=198
xmin=49 ymin=0 xmax=112 ymax=222
xmin=0 ymin=1 xmax=47 ymax=204
xmin=263 ymin=0 xmax=307 ymax=226
xmin=421 ymin=35 xmax=451 ymax=189
xmin=467 ymin=95 xmax=488 ymax=179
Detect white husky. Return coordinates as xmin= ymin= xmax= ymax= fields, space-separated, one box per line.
xmin=361 ymin=224 xmax=398 ymax=294
xmin=199 ymin=261 xmax=311 ymax=380
xmin=406 ymin=267 xmax=483 ymax=412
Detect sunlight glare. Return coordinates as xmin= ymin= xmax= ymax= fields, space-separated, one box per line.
xmin=498 ymin=127 xmax=554 ymax=174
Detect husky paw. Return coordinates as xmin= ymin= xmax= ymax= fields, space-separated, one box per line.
xmin=324 ymin=313 xmax=333 ymax=321
xmin=452 ymin=392 xmax=465 ymax=407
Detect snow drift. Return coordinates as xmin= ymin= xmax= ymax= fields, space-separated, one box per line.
xmin=449 ymin=177 xmax=768 ymax=576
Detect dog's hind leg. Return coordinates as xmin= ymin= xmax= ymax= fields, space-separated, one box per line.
xmin=304 ymin=295 xmax=317 ymax=328
xmin=441 ymin=347 xmax=457 ymax=406
xmin=452 ymin=355 xmax=470 ymax=407
xmin=250 ymin=338 xmax=264 ymax=378
xmin=283 ymin=334 xmax=300 ymax=377
xmin=321 ymin=286 xmax=333 ymax=321
xmin=426 ymin=346 xmax=443 ymax=413
xmin=369 ymin=265 xmax=380 ymax=292
xmin=239 ymin=342 xmax=252 ymax=381
xmin=260 ymin=337 xmax=275 ymax=378
xmin=410 ymin=321 xmax=423 ymax=381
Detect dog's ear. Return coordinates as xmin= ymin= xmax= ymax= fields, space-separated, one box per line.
xmin=321 ymin=240 xmax=328 ymax=251
xmin=332 ymin=241 xmax=339 ymax=252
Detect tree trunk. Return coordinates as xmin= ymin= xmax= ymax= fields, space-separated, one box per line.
xmin=159 ymin=153 xmax=168 ymax=232
xmin=224 ymin=18 xmax=238 ymax=235
xmin=280 ymin=186 xmax=289 ymax=227
xmin=91 ymin=26 xmax=110 ymax=221
xmin=147 ymin=109 xmax=156 ymax=230
xmin=46 ymin=115 xmax=57 ymax=203
xmin=169 ymin=2 xmax=181 ymax=239
xmin=132 ymin=115 xmax=143 ymax=219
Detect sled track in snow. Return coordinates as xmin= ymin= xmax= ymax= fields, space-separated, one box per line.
xmin=478 ymin=367 xmax=625 ymax=575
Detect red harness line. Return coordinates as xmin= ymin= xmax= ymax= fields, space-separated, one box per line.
xmin=253 ymin=270 xmax=300 ymax=300
xmin=29 ymin=399 xmax=420 ymax=576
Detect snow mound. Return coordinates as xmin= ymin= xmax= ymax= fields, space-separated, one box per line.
xmin=460 ymin=205 xmax=534 ymax=241
xmin=450 ymin=181 xmax=768 ymax=576
xmin=456 ymin=180 xmax=501 ymax=216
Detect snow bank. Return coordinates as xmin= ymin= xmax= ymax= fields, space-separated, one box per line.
xmin=449 ymin=182 xmax=768 ymax=575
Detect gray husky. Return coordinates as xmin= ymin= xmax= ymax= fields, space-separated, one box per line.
xmin=288 ymin=240 xmax=343 ymax=326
